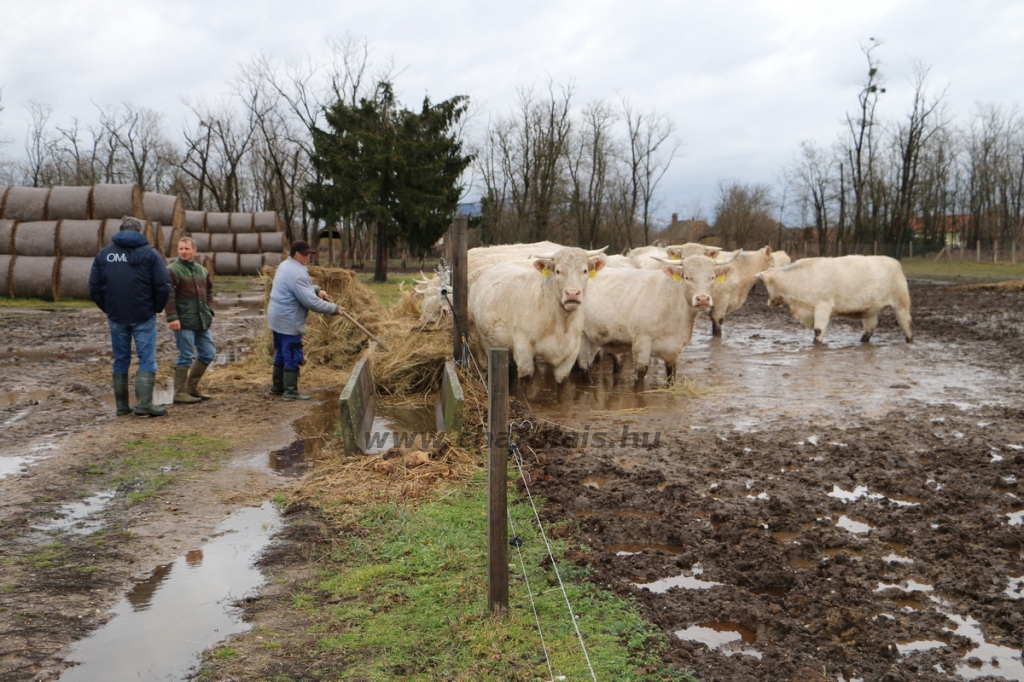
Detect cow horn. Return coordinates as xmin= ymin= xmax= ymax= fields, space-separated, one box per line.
xmin=586 ymin=246 xmax=610 ymax=256
xmin=651 ymin=256 xmax=684 ymax=265
xmin=715 ymin=251 xmax=739 ymax=265
xmin=530 ymin=251 xmax=556 ymax=260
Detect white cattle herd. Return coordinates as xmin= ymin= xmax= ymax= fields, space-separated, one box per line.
xmin=411 ymin=241 xmax=913 ymax=382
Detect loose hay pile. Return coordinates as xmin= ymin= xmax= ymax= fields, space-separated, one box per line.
xmin=224 ymin=265 xmax=453 ymax=397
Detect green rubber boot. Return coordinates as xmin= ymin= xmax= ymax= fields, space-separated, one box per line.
xmin=113 ymin=373 xmax=133 ymax=416
xmin=282 ymin=369 xmax=310 ymax=401
xmin=173 ymin=366 xmax=201 ymax=404
xmin=270 ymin=364 xmax=285 ymax=396
xmin=133 ymin=370 xmax=168 ymax=417
xmin=186 ymin=360 xmax=211 ymax=400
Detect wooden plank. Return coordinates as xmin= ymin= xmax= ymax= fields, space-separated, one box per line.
xmin=434 ymin=359 xmax=464 ymax=435
xmin=450 ymin=215 xmax=468 ymax=362
xmin=339 ymin=354 xmax=375 ymax=455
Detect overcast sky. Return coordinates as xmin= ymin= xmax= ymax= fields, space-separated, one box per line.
xmin=2 ymin=0 xmax=1023 ymax=224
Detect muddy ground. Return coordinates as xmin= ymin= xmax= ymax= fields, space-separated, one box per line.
xmin=1 ymin=278 xmax=1023 ymax=681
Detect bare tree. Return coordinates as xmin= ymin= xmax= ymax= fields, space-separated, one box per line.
xmin=566 ymin=100 xmax=616 ymax=248
xmin=621 ymin=98 xmax=682 ymax=247
xmin=96 ymin=103 xmax=178 ymax=191
xmin=713 ymin=180 xmax=776 ymax=248
xmin=844 ymin=39 xmax=886 ymax=246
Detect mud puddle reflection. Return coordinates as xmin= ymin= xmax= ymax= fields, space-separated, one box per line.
xmin=522 ymin=320 xmax=1018 ymax=433
xmin=58 ymin=501 xmax=282 ymax=682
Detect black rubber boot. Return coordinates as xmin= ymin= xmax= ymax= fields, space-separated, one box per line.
xmin=270 ymin=364 xmax=285 ymax=395
xmin=133 ymin=370 xmax=168 ymax=417
xmin=186 ymin=360 xmax=211 ymax=400
xmin=282 ymin=369 xmax=310 ymax=401
xmin=113 ymin=373 xmax=133 ymax=416
xmin=173 ymin=366 xmax=201 ymax=404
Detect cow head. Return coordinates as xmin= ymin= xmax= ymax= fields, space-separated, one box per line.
xmin=532 ymin=247 xmax=608 ymax=312
xmin=666 ymin=243 xmax=722 ymax=260
xmin=754 ymin=270 xmax=785 ymax=307
xmin=655 ymin=255 xmax=724 ymax=310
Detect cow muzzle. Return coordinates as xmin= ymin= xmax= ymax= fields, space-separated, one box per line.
xmin=562 ymin=290 xmax=583 ymax=311
xmin=693 ymin=294 xmax=712 ymax=309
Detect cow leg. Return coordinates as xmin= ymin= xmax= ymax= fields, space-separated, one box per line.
xmin=632 ymin=337 xmax=653 ymax=380
xmin=513 ymin=342 xmax=535 ymax=379
xmin=895 ymin=307 xmax=914 ymax=343
xmin=665 ymin=362 xmax=675 ymax=383
xmin=553 ymin=356 xmax=576 ymax=384
xmin=711 ymin=315 xmax=723 ymax=337
xmin=813 ymin=304 xmax=832 ymax=344
xmin=860 ymin=314 xmax=879 ymax=343
xmin=611 ymin=354 xmax=623 ymax=373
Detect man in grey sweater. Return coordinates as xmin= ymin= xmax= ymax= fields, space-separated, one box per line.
xmin=267 ymin=240 xmax=344 ymax=400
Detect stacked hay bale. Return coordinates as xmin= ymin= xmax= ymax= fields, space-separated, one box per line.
xmin=0 ymin=184 xmax=285 ymax=300
xmin=187 ymin=210 xmax=285 ymax=276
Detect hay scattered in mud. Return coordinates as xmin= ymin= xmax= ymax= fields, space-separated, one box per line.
xmin=222 ymin=266 xmax=451 ymax=396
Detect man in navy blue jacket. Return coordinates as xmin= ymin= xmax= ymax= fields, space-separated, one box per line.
xmin=89 ymin=216 xmax=171 ymax=417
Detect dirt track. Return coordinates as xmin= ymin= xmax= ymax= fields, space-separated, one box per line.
xmin=1 ymin=278 xmax=1023 ymax=681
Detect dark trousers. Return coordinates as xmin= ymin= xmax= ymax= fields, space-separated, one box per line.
xmin=272 ymin=331 xmax=305 ymax=371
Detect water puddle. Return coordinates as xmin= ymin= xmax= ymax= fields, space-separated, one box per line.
xmin=521 ymin=322 xmax=1018 ymax=433
xmin=0 ymin=453 xmax=49 ymax=479
xmin=947 ymin=612 xmax=1024 ymax=680
xmin=827 ymin=484 xmax=921 ymax=507
xmin=1005 ymin=575 xmax=1024 ymax=600
xmin=674 ymin=622 xmax=761 ymax=658
xmin=634 ymin=564 xmax=723 ymax=593
xmin=58 ymin=501 xmax=281 ymax=682
xmin=875 ymin=579 xmax=934 ymax=594
xmin=33 ymin=490 xmax=116 ymax=534
xmin=212 ymin=291 xmax=263 ymax=317
xmin=363 ymin=404 xmax=443 ymax=455
xmin=1007 ymin=509 xmax=1024 ymax=526
xmin=835 ymin=515 xmax=874 ymax=534
xmin=0 ymin=388 xmax=54 ymax=405
xmin=897 ymin=638 xmax=947 ymax=654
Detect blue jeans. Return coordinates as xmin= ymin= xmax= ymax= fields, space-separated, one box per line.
xmin=109 ymin=316 xmax=157 ymax=374
xmin=272 ymin=332 xmax=305 ymax=371
xmin=174 ymin=328 xmax=216 ymax=367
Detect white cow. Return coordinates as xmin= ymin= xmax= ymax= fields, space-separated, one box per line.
xmin=469 ymin=246 xmax=607 ymax=382
xmin=625 ymin=244 xmax=670 ymax=269
xmin=769 ymin=250 xmax=791 ymax=268
xmin=665 ymin=243 xmax=723 ymax=260
xmin=754 ymin=255 xmax=913 ymax=344
xmin=603 ymin=254 xmax=638 ymax=268
xmin=708 ymin=246 xmax=775 ymax=337
xmin=412 ymin=241 xmax=561 ymax=327
xmin=577 ymin=254 xmax=730 ymax=380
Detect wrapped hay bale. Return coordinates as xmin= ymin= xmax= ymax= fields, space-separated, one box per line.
xmin=213 ymin=251 xmax=239 ymax=275
xmin=196 ymin=253 xmax=214 ymax=271
xmin=91 ymin=183 xmax=142 ymax=220
xmin=238 ymin=253 xmax=264 ymax=275
xmin=100 ymin=218 xmax=120 ymax=247
xmin=253 ymin=211 xmax=279 ymax=233
xmin=142 ymin=221 xmax=162 ymax=250
xmin=0 ymin=254 xmax=12 ymax=297
xmin=235 ymin=232 xmax=261 ymax=254
xmin=229 ymin=212 xmax=253 ymax=233
xmin=0 ymin=219 xmax=16 ymax=255
xmin=263 ymin=251 xmax=283 ymax=267
xmin=57 ymin=256 xmax=94 ymax=300
xmin=206 ymin=212 xmax=231 ymax=233
xmin=259 ymin=231 xmax=284 ymax=253
xmin=142 ymin=192 xmax=185 ymax=232
xmin=47 ymin=186 xmax=93 ymax=220
xmin=3 ymin=186 xmax=51 ymax=221
xmin=185 ymin=210 xmax=206 ymax=233
xmin=190 ymin=232 xmax=211 ymax=251
xmin=14 ymin=221 xmax=59 ymax=257
xmin=209 ymin=233 xmax=236 ymax=252
xmin=162 ymin=224 xmax=185 ymax=257
xmin=0 ymin=186 xmax=8 ymax=215
xmin=58 ymin=220 xmax=102 ymax=257
xmin=10 ymin=255 xmax=58 ymax=300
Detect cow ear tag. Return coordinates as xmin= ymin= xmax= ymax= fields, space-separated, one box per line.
xmin=589 ymin=269 xmax=597 ymax=278
xmin=541 ymin=267 xmax=551 ymax=277
xmin=672 ymin=273 xmax=682 ymax=281
xmin=716 ymin=273 xmax=727 ymax=282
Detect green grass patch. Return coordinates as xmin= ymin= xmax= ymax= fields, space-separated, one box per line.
xmin=290 ymin=473 xmax=694 ymax=681
xmin=23 ymin=543 xmax=67 ymax=569
xmin=112 ymin=433 xmax=232 ymax=505
xmin=211 ymin=647 xmax=240 ymax=660
xmin=211 ymin=275 xmax=261 ymax=293
xmin=899 ymin=256 xmax=1024 ymax=283
xmin=357 ymin=273 xmax=421 ymax=308
xmin=0 ymin=298 xmax=95 ymax=310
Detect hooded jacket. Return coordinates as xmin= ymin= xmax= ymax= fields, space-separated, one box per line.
xmin=89 ymin=230 xmax=171 ymax=324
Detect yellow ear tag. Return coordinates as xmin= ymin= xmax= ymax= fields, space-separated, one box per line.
xmin=672 ymin=273 xmax=682 ymax=281
xmin=716 ymin=273 xmax=727 ymax=282
xmin=589 ymin=269 xmax=597 ymax=278
xmin=541 ymin=267 xmax=551 ymax=277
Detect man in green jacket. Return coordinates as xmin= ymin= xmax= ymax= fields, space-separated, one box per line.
xmin=164 ymin=237 xmax=217 ymax=404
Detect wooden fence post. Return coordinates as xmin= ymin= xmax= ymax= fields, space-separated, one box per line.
xmin=976 ymin=240 xmax=981 ymax=263
xmin=487 ymin=348 xmax=509 ymax=616
xmin=994 ymin=240 xmax=999 ymax=264
xmin=450 ymin=216 xmax=469 ymax=363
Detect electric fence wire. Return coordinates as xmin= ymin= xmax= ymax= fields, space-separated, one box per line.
xmin=507 ymin=506 xmax=556 ymax=682
xmin=508 ymin=424 xmax=598 ymax=682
